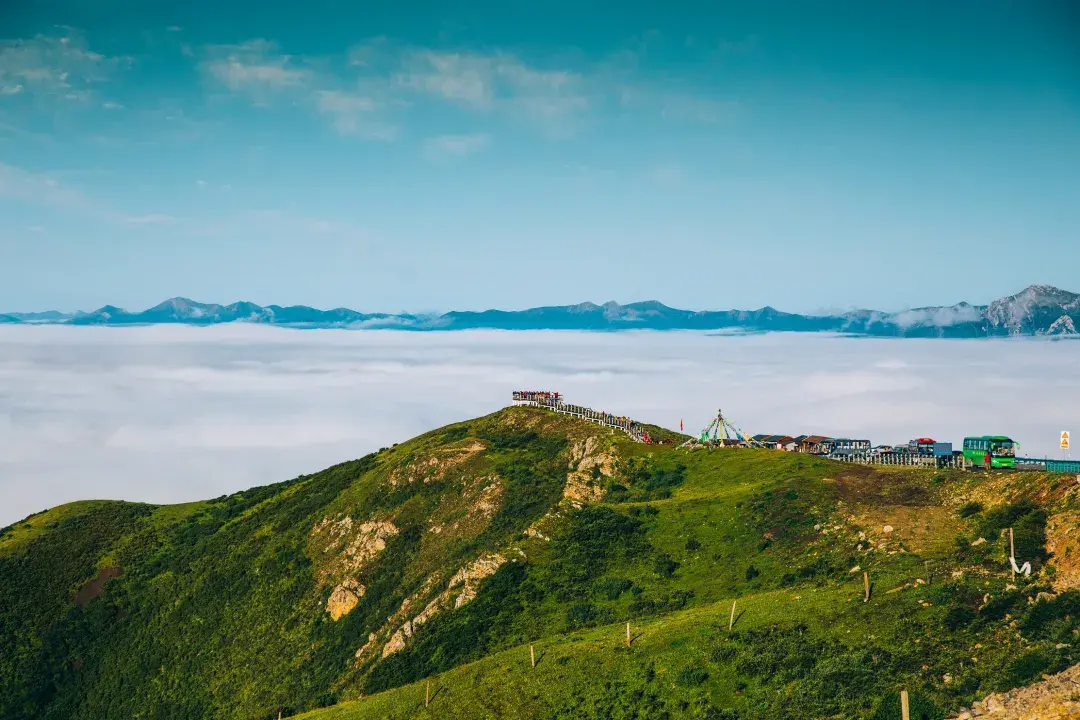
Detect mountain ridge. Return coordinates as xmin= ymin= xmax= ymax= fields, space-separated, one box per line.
xmin=3 ymin=284 xmax=1079 ymax=337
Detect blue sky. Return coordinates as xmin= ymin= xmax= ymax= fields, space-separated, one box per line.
xmin=1 ymin=0 xmax=1078 ymax=314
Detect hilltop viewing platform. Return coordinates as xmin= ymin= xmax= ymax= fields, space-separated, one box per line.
xmin=511 ymin=391 xmax=650 ymax=443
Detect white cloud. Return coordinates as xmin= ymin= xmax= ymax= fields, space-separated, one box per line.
xmin=0 ymin=162 xmax=177 ymax=225
xmin=395 ymin=48 xmax=590 ymax=130
xmin=1 ymin=327 xmax=1078 ymax=527
xmin=0 ymin=29 xmax=130 ymax=101
xmin=191 ymin=35 xmax=738 ymax=140
xmin=313 ymin=89 xmax=397 ymax=139
xmin=201 ymin=39 xmax=310 ymax=101
xmin=890 ymin=304 xmax=984 ymax=329
xmin=424 ymin=132 xmax=490 ymax=158
xmin=0 ymin=161 xmax=108 ymax=216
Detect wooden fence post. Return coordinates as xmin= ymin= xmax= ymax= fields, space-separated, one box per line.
xmin=1009 ymin=527 xmax=1016 ymax=581
xmin=530 ymin=644 xmax=535 ymax=668
xmin=626 ymin=621 xmax=631 ymax=648
xmin=729 ymin=599 xmax=737 ymax=630
xmin=863 ymin=571 xmax=870 ymax=602
xmin=900 ymin=689 xmax=910 ymax=720
xmin=425 ymin=678 xmax=431 ymax=708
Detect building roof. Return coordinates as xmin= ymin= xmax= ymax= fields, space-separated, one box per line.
xmin=802 ymin=435 xmax=831 ymax=444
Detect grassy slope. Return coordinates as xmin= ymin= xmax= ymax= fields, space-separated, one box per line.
xmin=300 ymin=449 xmax=1080 ymax=719
xmin=2 ymin=407 xmax=1079 ymax=720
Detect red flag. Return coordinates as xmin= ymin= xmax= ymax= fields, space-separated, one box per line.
xmin=680 ymin=418 xmax=684 ymax=432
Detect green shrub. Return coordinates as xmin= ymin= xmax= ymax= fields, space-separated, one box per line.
xmin=958 ymin=501 xmax=983 ymax=518
xmin=978 ymin=590 xmax=1025 ymax=623
xmin=999 ymin=650 xmax=1050 ymax=689
xmin=1019 ymin=590 xmax=1080 ymax=640
xmin=675 ymin=666 xmax=709 ymax=687
xmin=654 ymin=554 xmax=679 ymax=578
xmin=745 ymin=565 xmax=760 ymax=582
xmin=439 ymin=425 xmax=470 ymax=443
xmin=564 ymin=603 xmax=600 ymax=630
xmin=870 ymin=690 xmax=945 ymax=720
xmin=943 ymin=605 xmax=976 ymax=631
xmin=686 ymin=537 xmax=702 ymax=551
xmin=977 ymin=501 xmax=1048 ymax=563
xmin=611 ymin=458 xmax=688 ymax=502
xmin=599 ymin=577 xmax=633 ymax=600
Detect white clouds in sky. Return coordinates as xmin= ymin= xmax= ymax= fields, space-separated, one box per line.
xmin=0 ymin=29 xmax=130 ymax=100
xmin=191 ymin=34 xmax=736 ymax=142
xmin=201 ymin=39 xmax=310 ymax=98
xmin=0 ymin=161 xmax=175 ymax=225
xmin=424 ymin=132 xmax=490 ymax=159
xmin=2 ymin=327 xmax=1079 ymax=527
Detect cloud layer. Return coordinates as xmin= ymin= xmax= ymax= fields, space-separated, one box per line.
xmin=1 ymin=327 xmax=1078 ymax=527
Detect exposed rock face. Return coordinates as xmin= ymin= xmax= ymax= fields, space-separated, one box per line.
xmin=326 ymin=578 xmax=365 ymax=621
xmin=1047 ymin=314 xmax=1078 ymax=336
xmin=563 ymin=436 xmax=616 ymax=508
xmin=950 ymin=661 xmax=1080 ymax=718
xmin=985 ymin=284 xmax=1080 ymax=336
xmin=311 ymin=515 xmax=399 ymax=592
xmin=568 ymin=436 xmax=617 ymax=475
xmin=340 ymin=521 xmax=399 ymax=572
xmin=378 ymin=553 xmax=509 ymax=659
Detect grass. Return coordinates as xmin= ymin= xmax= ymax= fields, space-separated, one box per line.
xmin=2 ymin=406 xmax=1078 ymax=720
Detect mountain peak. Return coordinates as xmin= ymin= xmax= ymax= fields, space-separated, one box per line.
xmin=1006 ymin=284 xmax=1078 ymax=304
xmin=986 ymin=285 xmax=1080 ymax=335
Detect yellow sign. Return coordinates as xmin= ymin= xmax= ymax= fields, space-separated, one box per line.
xmin=1063 ymin=431 xmax=1071 ymax=450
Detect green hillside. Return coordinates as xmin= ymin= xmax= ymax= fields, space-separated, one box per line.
xmin=2 ymin=406 xmax=1079 ymax=720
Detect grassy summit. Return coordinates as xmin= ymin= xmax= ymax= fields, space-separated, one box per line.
xmin=2 ymin=406 xmax=1079 ymax=720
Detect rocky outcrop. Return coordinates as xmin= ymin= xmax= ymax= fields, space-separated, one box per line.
xmin=562 ymin=436 xmax=616 ymax=508
xmin=326 ymin=578 xmax=365 ymax=620
xmin=378 ymin=553 xmax=509 ymax=659
xmin=950 ymin=661 xmax=1080 ymax=718
xmin=311 ymin=515 xmax=399 ymax=591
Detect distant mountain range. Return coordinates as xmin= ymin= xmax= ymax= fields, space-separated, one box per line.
xmin=3 ymin=285 xmax=1079 ymax=337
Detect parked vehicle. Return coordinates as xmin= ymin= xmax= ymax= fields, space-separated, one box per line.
xmin=962 ymin=436 xmax=1016 ymax=469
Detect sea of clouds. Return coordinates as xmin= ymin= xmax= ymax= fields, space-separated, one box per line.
xmin=1 ymin=325 xmax=1078 ymax=527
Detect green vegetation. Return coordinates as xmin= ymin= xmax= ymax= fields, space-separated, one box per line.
xmin=1 ymin=406 xmax=1077 ymax=720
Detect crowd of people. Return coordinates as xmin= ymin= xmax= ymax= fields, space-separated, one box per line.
xmin=511 ymin=390 xmax=645 ymax=439
xmin=512 ymin=391 xmax=563 ymax=404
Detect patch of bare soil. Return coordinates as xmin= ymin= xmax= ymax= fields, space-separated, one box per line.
xmin=844 ymin=505 xmax=954 ymax=555
xmin=73 ymin=566 xmax=123 ymax=606
xmin=1047 ymin=510 xmax=1080 ymax=592
xmin=830 ymin=466 xmax=936 ymax=507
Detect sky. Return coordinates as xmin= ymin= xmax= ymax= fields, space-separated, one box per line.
xmin=2 ymin=325 xmax=1078 ymax=527
xmin=1 ymin=1 xmax=1079 ymax=314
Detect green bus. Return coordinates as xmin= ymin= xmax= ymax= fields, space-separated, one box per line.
xmin=962 ymin=436 xmax=1016 ymax=469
